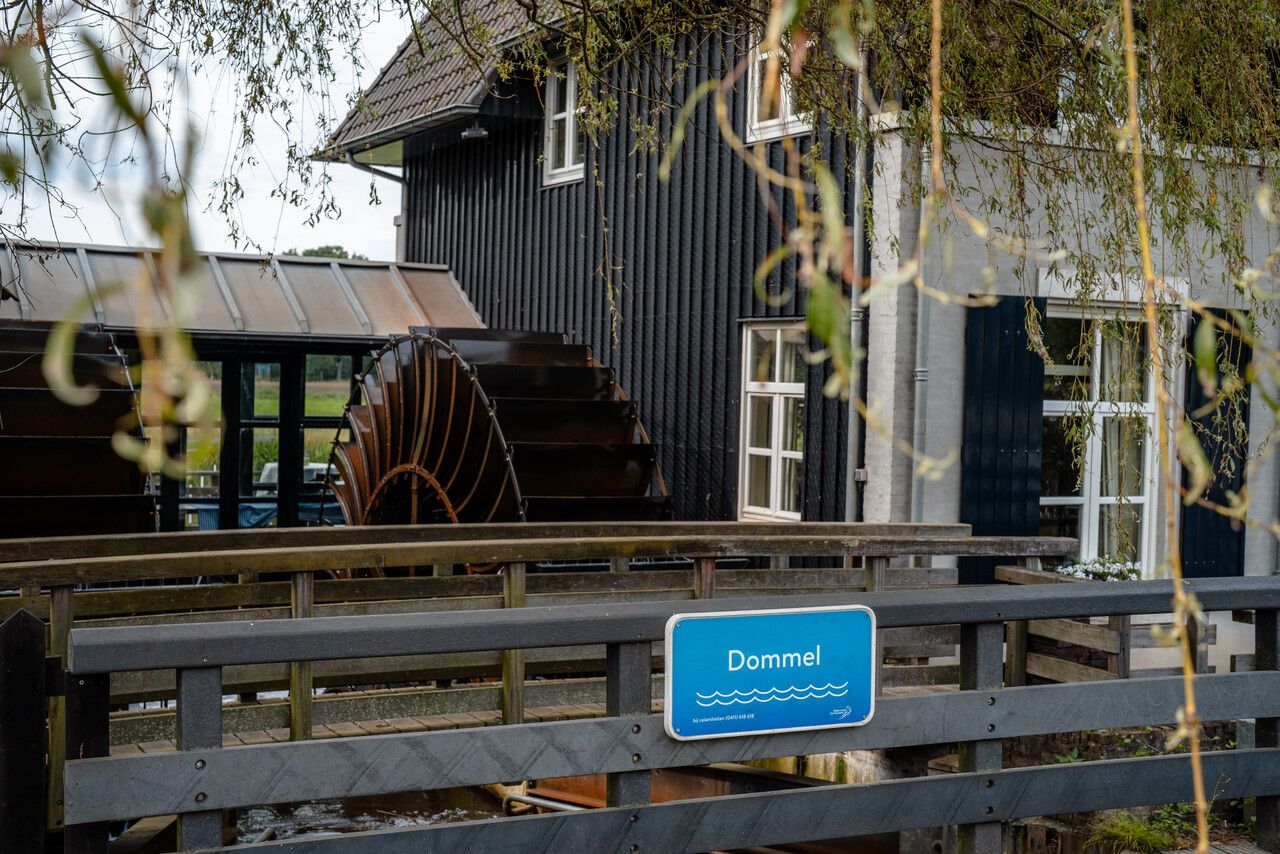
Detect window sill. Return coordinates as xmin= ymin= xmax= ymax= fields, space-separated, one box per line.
xmin=745 ymin=118 xmax=810 ymax=144
xmin=739 ymin=509 xmax=803 ymax=523
xmin=542 ymin=167 xmax=585 ymax=188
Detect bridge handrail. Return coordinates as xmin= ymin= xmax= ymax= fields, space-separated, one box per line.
xmin=0 ymin=532 xmax=1073 ymax=588
xmin=54 ymin=574 xmax=1280 ymax=851
xmin=65 ymin=576 xmax=1277 ymax=673
xmin=0 ymin=521 xmax=971 ymax=564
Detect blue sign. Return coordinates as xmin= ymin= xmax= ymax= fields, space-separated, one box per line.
xmin=664 ymin=605 xmax=875 ymax=740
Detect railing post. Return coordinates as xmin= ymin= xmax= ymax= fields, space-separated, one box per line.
xmin=1005 ymin=557 xmax=1037 ymax=687
xmin=610 ymin=557 xmax=630 ymax=573
xmin=48 ymin=584 xmax=73 ymax=834
xmin=957 ymin=621 xmax=1004 ymax=854
xmin=1258 ymin=608 xmax=1279 ymax=853
xmin=63 ymin=671 xmax=108 ymax=854
xmin=177 ymin=667 xmax=224 ymax=850
xmin=0 ymin=610 xmax=46 ymax=850
xmin=289 ymin=571 xmax=314 ymax=741
xmin=865 ymin=556 xmax=887 ymax=696
xmin=605 ymin=641 xmax=652 ymax=807
xmin=502 ymin=563 xmax=527 ymax=725
xmin=694 ymin=557 xmax=716 ymax=599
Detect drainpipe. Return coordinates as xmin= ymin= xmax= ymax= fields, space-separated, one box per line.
xmin=344 ymin=152 xmax=405 ymax=185
xmin=845 ymin=66 xmax=871 ymax=523
xmin=909 ymin=148 xmax=931 ymax=524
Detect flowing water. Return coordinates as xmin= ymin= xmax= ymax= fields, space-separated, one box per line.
xmin=235 ymin=787 xmax=504 ymax=842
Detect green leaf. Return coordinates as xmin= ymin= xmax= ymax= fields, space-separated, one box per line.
xmin=1176 ymin=420 xmax=1212 ymax=506
xmin=1192 ymin=315 xmax=1217 ymax=398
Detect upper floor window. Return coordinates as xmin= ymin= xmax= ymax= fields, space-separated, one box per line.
xmin=740 ymin=323 xmax=807 ymax=520
xmin=1039 ymin=313 xmax=1157 ymax=574
xmin=544 ymin=60 xmax=585 ymax=185
xmin=746 ymin=45 xmax=810 ymax=143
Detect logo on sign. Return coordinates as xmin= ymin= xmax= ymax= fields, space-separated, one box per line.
xmin=664 ymin=605 xmax=875 ymax=740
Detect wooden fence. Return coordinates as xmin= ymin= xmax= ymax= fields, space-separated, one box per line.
xmin=38 ymin=574 xmax=1280 ymax=853
xmin=0 ymin=521 xmax=1074 ymax=840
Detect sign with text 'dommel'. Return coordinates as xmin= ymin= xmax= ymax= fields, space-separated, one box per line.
xmin=664 ymin=605 xmax=875 ymax=740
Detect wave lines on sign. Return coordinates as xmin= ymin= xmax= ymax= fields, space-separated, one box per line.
xmin=694 ymin=686 xmax=850 ymax=707
xmin=694 ymin=682 xmax=848 ymax=700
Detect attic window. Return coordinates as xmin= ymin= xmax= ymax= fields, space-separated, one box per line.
xmin=544 ymin=60 xmax=585 ymax=185
xmin=746 ymin=45 xmax=810 ymax=143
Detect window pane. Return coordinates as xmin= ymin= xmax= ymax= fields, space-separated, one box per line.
xmin=1098 ymin=502 xmax=1142 ymax=564
xmin=757 ymin=57 xmax=781 ymax=121
xmin=782 ymin=396 xmax=804 ymax=453
xmin=240 ymin=427 xmax=279 ymax=498
xmin=1043 ymin=317 xmax=1091 ymax=400
xmin=780 ymin=457 xmax=802 ymax=514
xmin=573 ymin=130 xmax=586 ymax=166
xmin=305 ymin=355 xmax=352 ymax=416
xmin=552 ymin=69 xmax=568 ymax=114
xmin=242 ymin=362 xmax=281 ymax=419
xmin=1039 ymin=504 xmax=1081 ymax=541
xmin=779 ymin=327 xmax=807 ymax=383
xmin=1099 ymin=322 xmax=1149 ymax=403
xmin=747 ymin=454 xmax=771 ymax=507
xmin=748 ymin=328 xmax=776 ymax=383
xmin=1100 ymin=415 xmax=1146 ymax=498
xmin=183 ymin=425 xmax=221 ymax=497
xmin=552 ymin=119 xmax=567 ymax=169
xmin=1041 ymin=415 xmax=1083 ymax=497
xmin=748 ymin=395 xmax=773 ymax=449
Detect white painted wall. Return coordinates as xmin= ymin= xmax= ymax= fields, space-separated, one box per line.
xmin=864 ymin=122 xmax=1280 ymax=578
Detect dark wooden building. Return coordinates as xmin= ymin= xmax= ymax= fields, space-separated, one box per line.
xmin=329 ymin=1 xmax=1261 ymax=579
xmin=330 ymin=7 xmax=855 ymax=523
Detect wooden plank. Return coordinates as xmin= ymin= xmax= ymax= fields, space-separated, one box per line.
xmin=1025 ymin=652 xmax=1116 ymax=683
xmin=502 ymin=563 xmax=526 ymax=725
xmin=995 ymin=565 xmax=1078 ymax=585
xmin=0 ymin=522 xmax=974 ymax=564
xmin=289 ymin=572 xmax=314 ymax=742
xmin=0 ymin=534 xmax=1076 ymax=587
xmin=46 ymin=585 xmax=71 ymax=832
xmin=1027 ymin=619 xmax=1123 ymax=655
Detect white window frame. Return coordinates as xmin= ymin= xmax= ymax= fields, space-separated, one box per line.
xmin=1039 ymin=306 xmax=1161 ymax=576
xmin=745 ymin=45 xmax=810 ymax=144
xmin=738 ymin=323 xmax=806 ymax=521
xmin=543 ymin=59 xmax=585 ymax=186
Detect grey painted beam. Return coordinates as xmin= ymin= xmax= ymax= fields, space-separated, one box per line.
xmin=67 ymin=577 xmax=1280 ymax=673
xmin=190 ymin=749 xmax=1280 ymax=853
xmin=64 ymin=671 xmax=1280 ymax=823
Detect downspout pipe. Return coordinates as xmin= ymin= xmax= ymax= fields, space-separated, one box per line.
xmin=845 ymin=66 xmax=871 ymax=523
xmin=344 ymin=152 xmax=405 ymax=185
xmin=910 ymin=146 xmax=932 ymax=524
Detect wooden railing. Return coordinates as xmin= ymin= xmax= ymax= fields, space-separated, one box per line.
xmin=0 ymin=522 xmax=1073 ymax=839
xmin=40 ymin=575 xmax=1280 ymax=853
xmin=997 ymin=563 xmax=1131 ymax=684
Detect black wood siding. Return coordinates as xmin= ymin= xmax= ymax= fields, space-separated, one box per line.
xmin=403 ymin=31 xmax=852 ymax=521
xmin=1181 ymin=310 xmax=1251 ymax=578
xmin=959 ymin=297 xmax=1047 ymax=583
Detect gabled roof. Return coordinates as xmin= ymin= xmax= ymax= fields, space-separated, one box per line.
xmin=327 ymin=0 xmax=532 ymax=161
xmin=0 ymin=242 xmax=482 ymax=338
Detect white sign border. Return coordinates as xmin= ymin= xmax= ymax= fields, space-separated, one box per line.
xmin=663 ymin=603 xmax=877 ymax=741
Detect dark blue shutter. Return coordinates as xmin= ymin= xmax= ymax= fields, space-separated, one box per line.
xmin=1181 ymin=310 xmax=1251 ymax=578
xmin=959 ymin=296 xmax=1047 ymax=584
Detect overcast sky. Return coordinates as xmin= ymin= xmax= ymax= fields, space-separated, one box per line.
xmin=25 ymin=15 xmax=410 ymax=262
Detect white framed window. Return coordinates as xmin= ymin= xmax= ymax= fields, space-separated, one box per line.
xmin=1039 ymin=309 xmax=1159 ymax=574
xmin=739 ymin=323 xmax=807 ymax=520
xmin=543 ymin=59 xmax=585 ymax=185
xmin=746 ymin=45 xmax=810 ymax=143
